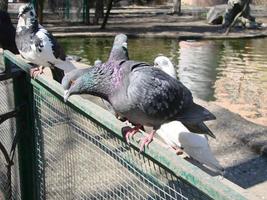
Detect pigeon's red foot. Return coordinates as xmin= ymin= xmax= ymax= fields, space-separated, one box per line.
xmin=125 ymin=124 xmax=143 ymax=144
xmin=30 ymin=66 xmax=44 ymax=79
xmin=139 ymin=130 xmax=156 ymax=152
xmin=172 ymin=146 xmax=184 ymax=155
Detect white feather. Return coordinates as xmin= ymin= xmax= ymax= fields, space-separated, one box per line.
xmin=29 ymin=28 xmax=75 ymax=72
xmin=154 ymin=55 xmax=223 ymax=172
xmin=16 ymin=5 xmax=76 ymax=73
xmin=154 ymin=56 xmax=177 ymax=79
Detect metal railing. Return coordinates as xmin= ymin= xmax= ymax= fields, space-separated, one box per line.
xmin=0 ymin=50 xmax=248 ymax=200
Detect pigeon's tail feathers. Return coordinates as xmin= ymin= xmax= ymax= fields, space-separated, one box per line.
xmin=183 ymin=122 xmax=216 ymax=138
xmin=178 ymin=103 xmax=216 ymax=123
xmin=51 ymin=67 xmax=65 ymax=83
xmin=198 ymin=150 xmax=224 ymax=172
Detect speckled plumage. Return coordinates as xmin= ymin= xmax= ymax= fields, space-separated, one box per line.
xmin=153 ymin=55 xmax=216 ymax=137
xmin=65 ymin=59 xmax=215 ymax=131
xmin=15 ymin=3 xmax=75 ymax=82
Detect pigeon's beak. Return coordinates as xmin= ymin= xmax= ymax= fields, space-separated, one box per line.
xmin=122 ymin=42 xmax=127 ymax=49
xmin=63 ymin=90 xmax=70 ymax=102
xmin=18 ymin=13 xmax=22 ymax=18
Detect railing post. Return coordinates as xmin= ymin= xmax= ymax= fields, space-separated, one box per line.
xmin=4 ymin=57 xmax=37 ymax=200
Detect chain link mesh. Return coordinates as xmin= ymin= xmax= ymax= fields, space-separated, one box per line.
xmin=0 ymin=80 xmax=21 ymax=200
xmin=32 ymin=83 xmax=212 ymax=200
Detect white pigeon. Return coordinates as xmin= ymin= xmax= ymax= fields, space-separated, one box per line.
xmin=15 ymin=3 xmax=76 ymax=82
xmin=154 ymin=55 xmax=177 ymax=79
xmin=154 ymin=56 xmax=223 ymax=172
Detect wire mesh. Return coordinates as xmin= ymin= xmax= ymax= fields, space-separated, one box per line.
xmin=0 ymin=80 xmax=21 ymax=200
xmin=32 ymin=82 xmax=212 ymax=200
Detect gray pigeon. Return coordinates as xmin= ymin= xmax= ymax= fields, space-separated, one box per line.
xmin=62 ymin=34 xmax=129 ymax=117
xmin=15 ymin=3 xmax=76 ymax=82
xmin=62 ymin=34 xmax=128 ymax=91
xmin=64 ymin=58 xmax=216 ymax=151
xmin=62 ymin=60 xmax=102 ymax=91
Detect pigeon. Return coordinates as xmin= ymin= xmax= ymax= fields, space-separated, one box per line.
xmin=154 ymin=55 xmax=176 ymax=79
xmin=62 ymin=59 xmax=102 ymax=92
xmin=157 ymin=121 xmax=223 ymax=172
xmin=0 ymin=10 xmax=19 ymax=54
xmin=62 ymin=33 xmax=128 ymax=91
xmin=153 ymin=56 xmax=222 ymax=172
xmin=64 ymin=55 xmax=216 ymax=151
xmin=153 ymin=55 xmax=216 ymax=138
xmin=15 ymin=3 xmax=76 ymax=83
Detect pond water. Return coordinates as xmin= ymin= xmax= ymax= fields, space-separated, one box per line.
xmin=58 ymin=37 xmax=267 ymax=126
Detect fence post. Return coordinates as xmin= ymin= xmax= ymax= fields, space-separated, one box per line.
xmin=4 ymin=57 xmax=37 ymax=200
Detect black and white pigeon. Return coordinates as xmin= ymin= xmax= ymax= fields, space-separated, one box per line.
xmin=15 ymin=3 xmax=76 ymax=82
xmin=63 ymin=53 xmax=216 ymax=151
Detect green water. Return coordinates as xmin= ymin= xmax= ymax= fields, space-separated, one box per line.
xmin=59 ymin=37 xmax=267 ymax=124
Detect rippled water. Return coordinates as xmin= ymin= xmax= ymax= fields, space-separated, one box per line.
xmin=59 ymin=37 xmax=267 ymax=125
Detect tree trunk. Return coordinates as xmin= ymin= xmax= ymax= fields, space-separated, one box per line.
xmin=101 ymin=0 xmax=113 ymax=29
xmin=37 ymin=0 xmax=44 ymax=24
xmin=172 ymin=0 xmax=181 ymax=14
xmin=94 ymin=0 xmax=104 ymax=24
xmin=84 ymin=0 xmax=90 ymax=25
xmin=0 ymin=0 xmax=8 ymax=12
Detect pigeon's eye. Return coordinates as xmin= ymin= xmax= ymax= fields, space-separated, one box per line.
xmin=30 ymin=11 xmax=34 ymax=16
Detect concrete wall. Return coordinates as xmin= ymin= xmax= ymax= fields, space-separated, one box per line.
xmin=182 ymin=0 xmax=227 ymax=6
xmin=182 ymin=0 xmax=266 ymax=6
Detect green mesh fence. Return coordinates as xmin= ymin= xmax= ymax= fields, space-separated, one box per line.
xmin=0 ymin=79 xmax=21 ymax=200
xmin=1 ymin=50 xmax=249 ymax=200
xmin=32 ymin=82 xmax=211 ymax=200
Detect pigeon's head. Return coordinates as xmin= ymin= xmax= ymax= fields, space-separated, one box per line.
xmin=18 ymin=3 xmax=36 ymax=18
xmin=113 ymin=34 xmax=128 ymax=47
xmin=108 ymin=34 xmax=129 ymax=61
xmin=154 ymin=56 xmax=176 ymax=79
xmin=63 ymin=68 xmax=100 ymax=102
xmin=61 ymin=68 xmax=88 ymax=91
xmin=94 ymin=59 xmax=102 ymax=67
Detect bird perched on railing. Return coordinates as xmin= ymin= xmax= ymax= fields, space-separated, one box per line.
xmin=153 ymin=56 xmax=223 ymax=172
xmin=15 ymin=3 xmax=76 ymax=83
xmin=62 ymin=34 xmax=128 ymax=93
xmin=64 ymin=37 xmax=216 ymax=152
xmin=0 ymin=10 xmax=18 ymax=54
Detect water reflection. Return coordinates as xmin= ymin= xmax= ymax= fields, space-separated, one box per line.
xmin=58 ymin=37 xmax=267 ymax=126
xmin=215 ymin=39 xmax=267 ymax=125
xmin=178 ymin=40 xmax=220 ymax=101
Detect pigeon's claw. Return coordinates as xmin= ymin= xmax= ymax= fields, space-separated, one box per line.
xmin=30 ymin=66 xmax=44 ymax=79
xmin=172 ymin=146 xmax=184 ymax=155
xmin=125 ymin=125 xmax=142 ymax=144
xmin=139 ymin=130 xmax=156 ymax=152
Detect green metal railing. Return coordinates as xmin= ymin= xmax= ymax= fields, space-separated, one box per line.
xmin=0 ymin=50 xmax=249 ymax=200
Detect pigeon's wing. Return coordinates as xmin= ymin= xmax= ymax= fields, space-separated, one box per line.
xmin=35 ymin=28 xmax=66 ymax=61
xmin=126 ymin=63 xmax=193 ymax=123
xmin=179 ymin=132 xmax=223 ymax=171
xmin=31 ymin=35 xmax=43 ymax=52
xmin=46 ymin=32 xmax=66 ymax=61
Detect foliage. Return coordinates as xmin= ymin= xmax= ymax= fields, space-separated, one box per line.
xmin=0 ymin=0 xmax=8 ymax=12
